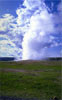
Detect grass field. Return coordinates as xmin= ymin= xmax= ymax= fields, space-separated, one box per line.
xmin=0 ymin=60 xmax=61 ymax=100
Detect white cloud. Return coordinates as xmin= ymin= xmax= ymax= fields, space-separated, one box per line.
xmin=19 ymin=0 xmax=59 ymax=60
xmin=0 ymin=34 xmax=22 ymax=59
xmin=0 ymin=14 xmax=22 ymax=59
xmin=23 ymin=0 xmax=43 ymax=9
xmin=0 ymin=14 xmax=16 ymax=32
xmin=0 ymin=0 xmax=61 ymax=60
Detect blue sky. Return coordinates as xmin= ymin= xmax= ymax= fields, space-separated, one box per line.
xmin=0 ymin=0 xmax=23 ymax=16
xmin=0 ymin=0 xmax=62 ymax=60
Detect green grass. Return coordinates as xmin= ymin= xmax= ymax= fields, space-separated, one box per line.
xmin=0 ymin=60 xmax=61 ymax=100
xmin=0 ymin=60 xmax=61 ymax=71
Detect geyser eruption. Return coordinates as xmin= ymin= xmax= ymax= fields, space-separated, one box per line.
xmin=21 ymin=0 xmax=54 ymax=60
xmin=22 ymin=10 xmax=54 ymax=60
xmin=16 ymin=0 xmax=61 ymax=60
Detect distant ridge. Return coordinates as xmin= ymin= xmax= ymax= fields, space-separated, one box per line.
xmin=0 ymin=57 xmax=15 ymax=61
xmin=46 ymin=57 xmax=62 ymax=61
xmin=0 ymin=57 xmax=62 ymax=61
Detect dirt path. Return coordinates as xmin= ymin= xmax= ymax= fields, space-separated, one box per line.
xmin=0 ymin=68 xmax=43 ymax=73
xmin=0 ymin=68 xmax=27 ymax=73
xmin=0 ymin=68 xmax=55 ymax=73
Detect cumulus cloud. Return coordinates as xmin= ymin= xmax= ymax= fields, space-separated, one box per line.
xmin=0 ymin=34 xmax=22 ymax=59
xmin=0 ymin=14 xmax=16 ymax=32
xmin=0 ymin=13 xmax=22 ymax=59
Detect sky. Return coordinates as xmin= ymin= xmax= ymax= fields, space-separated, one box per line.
xmin=0 ymin=0 xmax=62 ymax=60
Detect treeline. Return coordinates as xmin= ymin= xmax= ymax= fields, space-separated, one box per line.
xmin=47 ymin=57 xmax=62 ymax=61
xmin=0 ymin=57 xmax=15 ymax=61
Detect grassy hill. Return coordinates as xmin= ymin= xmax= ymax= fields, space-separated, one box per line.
xmin=0 ymin=60 xmax=61 ymax=100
